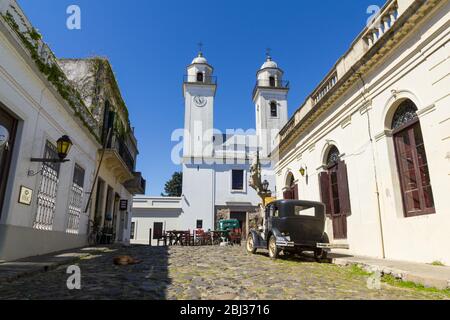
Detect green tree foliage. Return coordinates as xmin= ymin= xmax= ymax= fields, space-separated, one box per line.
xmin=162 ymin=172 xmax=183 ymax=197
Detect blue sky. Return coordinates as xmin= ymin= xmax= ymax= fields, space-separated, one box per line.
xmin=19 ymin=0 xmax=385 ymax=195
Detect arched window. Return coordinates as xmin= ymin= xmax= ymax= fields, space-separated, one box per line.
xmin=319 ymin=145 xmax=350 ymax=239
xmin=270 ymin=101 xmax=278 ymax=117
xmin=326 ymin=146 xmax=340 ymax=168
xmin=269 ymin=76 xmax=276 ymax=87
xmin=196 ymin=72 xmax=204 ymax=82
xmin=392 ymin=100 xmax=435 ymax=217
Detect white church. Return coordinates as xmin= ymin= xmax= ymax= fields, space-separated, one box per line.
xmin=131 ymin=52 xmax=289 ymax=244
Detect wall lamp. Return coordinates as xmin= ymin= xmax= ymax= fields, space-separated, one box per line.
xmin=28 ymin=135 xmax=73 ymax=176
xmin=30 ymin=135 xmax=73 ymax=164
xmin=262 ymin=180 xmax=270 ymax=192
xmin=299 ymin=166 xmax=307 ymax=177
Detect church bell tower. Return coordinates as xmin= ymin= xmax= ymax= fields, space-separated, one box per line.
xmin=253 ymin=53 xmax=289 ymax=158
xmin=182 ymin=51 xmax=217 ymax=160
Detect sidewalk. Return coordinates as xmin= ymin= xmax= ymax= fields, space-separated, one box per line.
xmin=330 ymin=253 xmax=450 ymax=290
xmin=0 ymin=246 xmax=118 ymax=284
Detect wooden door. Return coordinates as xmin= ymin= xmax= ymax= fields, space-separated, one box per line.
xmin=393 ymin=122 xmax=435 ymax=216
xmin=153 ymin=222 xmax=164 ymax=240
xmin=329 ymin=166 xmax=347 ymax=239
xmin=0 ymin=106 xmax=17 ymax=219
xmin=319 ymin=161 xmax=351 ymax=240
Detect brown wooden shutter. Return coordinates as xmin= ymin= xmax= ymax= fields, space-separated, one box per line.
xmin=337 ymin=161 xmax=352 ymax=216
xmin=319 ymin=172 xmax=332 ymax=216
xmin=293 ymin=184 xmax=299 ymax=200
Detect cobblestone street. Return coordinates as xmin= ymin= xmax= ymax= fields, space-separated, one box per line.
xmin=0 ymin=245 xmax=448 ymax=300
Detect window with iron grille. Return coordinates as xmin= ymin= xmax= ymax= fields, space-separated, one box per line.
xmin=66 ymin=164 xmax=85 ymax=234
xmin=34 ymin=141 xmax=60 ymax=230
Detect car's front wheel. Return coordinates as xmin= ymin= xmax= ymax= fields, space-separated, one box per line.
xmin=246 ymin=234 xmax=257 ymax=254
xmin=268 ymin=235 xmax=280 ymax=260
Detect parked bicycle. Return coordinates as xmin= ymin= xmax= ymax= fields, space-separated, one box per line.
xmin=88 ymin=219 xmax=101 ymax=246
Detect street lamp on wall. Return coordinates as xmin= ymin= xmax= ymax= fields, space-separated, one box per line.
xmin=30 ymin=135 xmax=73 ymax=163
xmin=299 ymin=166 xmax=306 ymax=177
xmin=262 ymin=180 xmax=269 ymax=193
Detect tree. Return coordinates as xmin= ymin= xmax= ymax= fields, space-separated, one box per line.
xmin=162 ymin=172 xmax=183 ymax=197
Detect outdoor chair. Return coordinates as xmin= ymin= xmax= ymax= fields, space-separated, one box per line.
xmin=195 ymin=229 xmax=207 ymax=246
xmin=181 ymin=231 xmax=192 ymax=246
xmin=228 ymin=228 xmax=242 ymax=246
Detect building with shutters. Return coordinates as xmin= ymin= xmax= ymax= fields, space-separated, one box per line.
xmin=274 ymin=0 xmax=450 ymax=264
xmin=0 ymin=0 xmax=145 ymax=261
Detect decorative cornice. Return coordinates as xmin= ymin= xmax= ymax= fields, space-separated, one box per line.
xmin=278 ymin=0 xmax=441 ymax=155
xmin=359 ymin=99 xmax=373 ymax=115
xmin=417 ymin=103 xmax=436 ymax=117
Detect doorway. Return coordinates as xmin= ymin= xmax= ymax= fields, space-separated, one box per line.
xmin=0 ymin=105 xmax=17 ymax=219
xmin=319 ymin=146 xmax=351 ymax=240
xmin=230 ymin=212 xmax=247 ymax=238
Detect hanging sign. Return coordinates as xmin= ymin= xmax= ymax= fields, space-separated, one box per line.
xmin=119 ymin=200 xmax=128 ymax=211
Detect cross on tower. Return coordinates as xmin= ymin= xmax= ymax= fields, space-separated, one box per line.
xmin=266 ymin=48 xmax=272 ymax=60
xmin=198 ymin=42 xmax=203 ymax=56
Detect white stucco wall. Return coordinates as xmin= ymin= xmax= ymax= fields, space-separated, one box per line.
xmin=131 ymin=197 xmax=182 ymax=246
xmin=0 ymin=18 xmax=100 ymax=260
xmin=275 ymin=1 xmax=450 ymax=265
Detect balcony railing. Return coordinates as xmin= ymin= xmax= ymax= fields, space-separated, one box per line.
xmin=124 ymin=172 xmax=146 ymax=195
xmin=183 ymin=75 xmax=217 ymax=85
xmin=255 ymin=79 xmax=290 ymax=88
xmin=253 ymin=79 xmax=289 ymax=98
xmin=363 ymin=1 xmax=399 ymax=48
xmin=107 ymin=134 xmax=135 ymax=173
xmin=312 ymin=72 xmax=338 ymax=105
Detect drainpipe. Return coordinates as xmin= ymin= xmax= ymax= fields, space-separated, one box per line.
xmin=354 ymin=69 xmax=386 ymax=259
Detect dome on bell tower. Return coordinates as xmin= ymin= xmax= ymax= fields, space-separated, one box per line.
xmin=260 ymin=56 xmax=278 ymax=70
xmin=192 ymin=52 xmax=208 ymax=65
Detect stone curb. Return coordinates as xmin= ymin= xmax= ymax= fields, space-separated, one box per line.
xmin=0 ymin=254 xmax=90 ymax=284
xmin=331 ymin=257 xmax=450 ymax=290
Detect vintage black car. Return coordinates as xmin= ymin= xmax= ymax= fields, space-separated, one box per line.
xmin=247 ymin=200 xmax=331 ymax=260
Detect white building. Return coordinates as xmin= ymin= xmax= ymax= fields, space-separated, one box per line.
xmin=131 ymin=197 xmax=182 ymax=246
xmin=131 ymin=53 xmax=289 ymax=243
xmin=275 ymin=0 xmax=450 ymax=265
xmin=0 ymin=0 xmax=144 ymax=261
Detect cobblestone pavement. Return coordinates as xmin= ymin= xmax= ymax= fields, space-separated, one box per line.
xmin=0 ymin=245 xmax=448 ymax=300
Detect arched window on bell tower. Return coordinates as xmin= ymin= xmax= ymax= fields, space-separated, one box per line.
xmin=269 ymin=76 xmax=276 ymax=87
xmin=197 ymin=72 xmax=204 ymax=83
xmin=270 ymin=101 xmax=278 ymax=117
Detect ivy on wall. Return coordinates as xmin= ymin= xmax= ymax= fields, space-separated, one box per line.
xmin=1 ymin=11 xmax=102 ymax=142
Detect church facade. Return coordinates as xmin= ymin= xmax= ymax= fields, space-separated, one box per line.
xmin=275 ymin=0 xmax=450 ymax=265
xmin=131 ymin=53 xmax=289 ymax=243
xmin=180 ymin=52 xmax=289 ymax=233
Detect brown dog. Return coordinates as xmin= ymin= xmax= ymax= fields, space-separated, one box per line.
xmin=113 ymin=255 xmax=142 ymax=266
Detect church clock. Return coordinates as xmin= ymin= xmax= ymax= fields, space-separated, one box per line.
xmin=194 ymin=96 xmax=207 ymax=107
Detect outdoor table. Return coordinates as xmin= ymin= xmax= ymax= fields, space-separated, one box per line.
xmin=167 ymin=231 xmax=189 ymax=246
xmin=210 ymin=230 xmax=230 ymax=244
